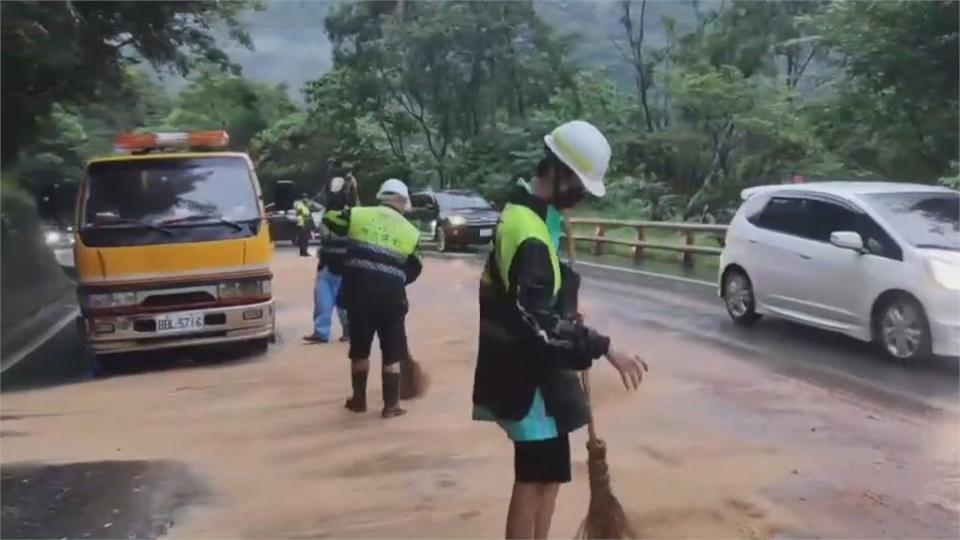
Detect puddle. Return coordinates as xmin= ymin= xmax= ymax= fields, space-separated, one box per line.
xmin=1 ymin=459 xmax=205 ymax=539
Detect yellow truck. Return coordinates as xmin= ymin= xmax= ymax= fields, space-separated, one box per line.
xmin=73 ymin=131 xmax=275 ymax=363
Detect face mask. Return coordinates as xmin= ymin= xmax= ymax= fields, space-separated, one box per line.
xmin=552 ymin=175 xmax=586 ymax=209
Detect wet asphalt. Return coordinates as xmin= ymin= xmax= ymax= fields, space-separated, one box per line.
xmin=427 ymin=246 xmax=959 ymax=418
xmin=2 ymin=245 xmax=956 ymax=538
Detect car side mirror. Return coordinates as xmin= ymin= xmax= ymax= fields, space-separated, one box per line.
xmin=830 ymin=231 xmax=865 ymax=253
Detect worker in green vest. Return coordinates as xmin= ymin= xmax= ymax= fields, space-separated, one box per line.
xmin=323 ymin=178 xmax=422 ymax=418
xmin=472 ymin=121 xmax=647 ymax=539
xmin=294 ymin=192 xmax=313 ymax=257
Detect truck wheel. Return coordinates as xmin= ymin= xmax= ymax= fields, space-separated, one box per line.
xmin=90 ymin=355 xmax=116 ymax=378
xmin=249 ymin=338 xmax=269 ymax=355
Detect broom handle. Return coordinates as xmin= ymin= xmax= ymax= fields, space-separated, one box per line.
xmin=562 ymin=212 xmax=600 ymax=444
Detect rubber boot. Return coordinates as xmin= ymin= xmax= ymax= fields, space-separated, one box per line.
xmin=381 ymin=370 xmax=406 ymax=418
xmin=344 ymin=368 xmax=368 ymax=413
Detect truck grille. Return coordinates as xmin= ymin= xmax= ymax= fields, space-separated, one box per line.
xmin=141 ymin=291 xmax=216 ymax=307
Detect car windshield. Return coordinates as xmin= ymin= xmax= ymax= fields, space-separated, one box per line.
xmin=439 ymin=193 xmax=491 ymax=210
xmin=83 ymin=156 xmax=259 ymax=227
xmin=863 ymin=191 xmax=960 ymax=251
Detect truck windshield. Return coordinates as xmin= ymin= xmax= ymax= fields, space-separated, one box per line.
xmin=83 ymin=156 xmax=259 ymax=227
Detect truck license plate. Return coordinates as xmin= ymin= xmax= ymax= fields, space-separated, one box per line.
xmin=156 ymin=312 xmax=205 ymax=333
xmin=479 ymin=229 xmax=492 ymax=238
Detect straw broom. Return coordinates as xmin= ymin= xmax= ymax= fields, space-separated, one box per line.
xmin=391 ymin=165 xmax=424 ymax=400
xmin=563 ymin=214 xmax=638 ymax=540
xmin=399 ymin=324 xmax=429 ymax=400
xmin=399 ymin=352 xmax=427 ymax=399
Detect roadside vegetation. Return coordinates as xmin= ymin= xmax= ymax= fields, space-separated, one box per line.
xmin=2 ymin=0 xmax=957 ymax=223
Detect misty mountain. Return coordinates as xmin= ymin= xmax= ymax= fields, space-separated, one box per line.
xmin=156 ymin=0 xmax=710 ymax=100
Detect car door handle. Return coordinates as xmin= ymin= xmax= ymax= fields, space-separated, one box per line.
xmin=797 ymin=253 xmax=812 ymax=260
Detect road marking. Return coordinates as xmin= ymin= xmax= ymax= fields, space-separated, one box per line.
xmin=570 ymin=260 xmax=717 ymax=288
xmin=1 ymin=304 xmax=80 ymax=374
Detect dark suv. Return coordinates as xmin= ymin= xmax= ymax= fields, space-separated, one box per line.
xmin=409 ymin=190 xmax=499 ymax=252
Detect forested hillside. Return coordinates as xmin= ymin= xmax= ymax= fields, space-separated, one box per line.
xmin=3 ymin=0 xmax=957 ymax=223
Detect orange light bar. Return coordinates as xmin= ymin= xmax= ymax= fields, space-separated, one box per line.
xmin=114 ymin=132 xmax=157 ymax=151
xmin=113 ymin=130 xmax=230 ymax=152
xmin=188 ymin=130 xmax=230 ymax=148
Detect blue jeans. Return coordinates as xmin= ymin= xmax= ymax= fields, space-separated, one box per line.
xmin=314 ymin=268 xmax=348 ymax=340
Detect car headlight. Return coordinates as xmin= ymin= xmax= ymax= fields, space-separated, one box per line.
xmin=448 ymin=215 xmax=466 ymax=226
xmin=83 ymin=291 xmax=138 ymax=309
xmin=219 ymin=279 xmax=270 ymax=299
xmin=44 ymin=231 xmax=61 ymax=245
xmin=928 ymin=258 xmax=960 ymax=290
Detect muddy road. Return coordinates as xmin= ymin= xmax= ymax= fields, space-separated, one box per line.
xmin=2 ymin=250 xmax=957 ymax=538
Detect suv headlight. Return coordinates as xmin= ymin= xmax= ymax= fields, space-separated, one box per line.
xmin=219 ymin=279 xmax=271 ymax=299
xmin=44 ymin=231 xmax=61 ymax=245
xmin=82 ymin=291 xmax=138 ymax=309
xmin=928 ymin=258 xmax=960 ymax=290
xmin=448 ymin=215 xmax=466 ymax=226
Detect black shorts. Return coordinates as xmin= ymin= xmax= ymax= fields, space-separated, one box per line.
xmin=514 ymin=435 xmax=571 ymax=484
xmin=347 ymin=306 xmax=407 ymax=365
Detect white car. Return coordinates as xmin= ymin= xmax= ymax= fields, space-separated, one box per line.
xmin=719 ymin=182 xmax=960 ymax=362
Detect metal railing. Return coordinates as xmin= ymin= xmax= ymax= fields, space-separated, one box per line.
xmin=563 ymin=218 xmax=728 ymax=268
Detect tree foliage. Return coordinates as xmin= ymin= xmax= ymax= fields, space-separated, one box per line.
xmin=150 ymin=70 xmax=296 ymax=150
xmin=298 ymin=0 xmax=938 ymax=219
xmin=1 ymin=0 xmax=254 ymax=165
xmin=808 ymin=0 xmax=959 ymax=180
xmin=6 ymin=0 xmax=956 ymax=224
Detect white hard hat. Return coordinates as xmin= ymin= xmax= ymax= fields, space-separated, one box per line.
xmin=329 ymin=177 xmax=345 ymax=193
xmin=543 ymin=120 xmax=611 ymax=197
xmin=376 ymin=178 xmax=410 ymax=202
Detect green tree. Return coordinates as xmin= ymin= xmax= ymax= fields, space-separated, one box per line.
xmin=811 ymin=0 xmax=958 ymax=180
xmin=11 ymin=104 xmax=89 ymax=191
xmin=1 ymin=0 xmax=254 ymax=165
xmin=79 ymin=68 xmax=174 ymax=157
xmin=321 ymin=0 xmax=575 ymax=188
xmin=152 ymin=71 xmax=295 ymax=150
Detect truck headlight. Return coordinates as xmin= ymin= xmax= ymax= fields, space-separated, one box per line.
xmin=928 ymin=258 xmax=960 ymax=290
xmin=44 ymin=231 xmax=61 ymax=245
xmin=83 ymin=291 xmax=138 ymax=309
xmin=219 ymin=279 xmax=270 ymax=299
xmin=448 ymin=215 xmax=466 ymax=226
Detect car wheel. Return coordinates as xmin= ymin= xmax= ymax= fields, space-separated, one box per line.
xmin=875 ymin=294 xmax=932 ymax=362
xmin=723 ymin=269 xmax=761 ymax=326
xmin=436 ymin=226 xmax=448 ymax=252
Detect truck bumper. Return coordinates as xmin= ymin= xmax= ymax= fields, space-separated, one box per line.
xmin=83 ymin=300 xmax=275 ymax=355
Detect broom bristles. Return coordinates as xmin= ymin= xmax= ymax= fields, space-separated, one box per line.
xmin=399 ymin=355 xmax=428 ymax=400
xmin=576 ymin=438 xmax=638 ymax=540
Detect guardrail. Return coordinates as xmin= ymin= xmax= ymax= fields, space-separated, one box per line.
xmin=563 ymin=218 xmax=728 ymax=268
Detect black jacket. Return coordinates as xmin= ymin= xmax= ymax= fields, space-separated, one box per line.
xmin=472 ymin=187 xmax=609 ymax=430
xmin=318 ymin=192 xmax=350 ymax=274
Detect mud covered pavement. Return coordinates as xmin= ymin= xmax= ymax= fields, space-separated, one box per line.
xmin=2 ymin=250 xmax=957 ymax=538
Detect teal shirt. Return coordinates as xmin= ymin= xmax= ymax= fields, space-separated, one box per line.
xmin=472 ymin=179 xmax=565 ymax=442
xmin=546 ymin=206 xmax=564 ymax=250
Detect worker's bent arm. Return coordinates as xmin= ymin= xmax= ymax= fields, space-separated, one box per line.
xmin=322 ymin=208 xmax=350 ymax=236
xmin=404 ymin=246 xmax=423 ymax=284
xmin=510 ymin=238 xmax=609 ymax=370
